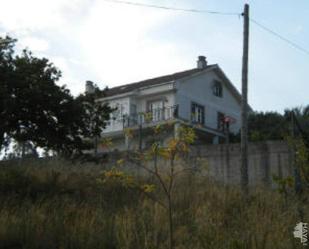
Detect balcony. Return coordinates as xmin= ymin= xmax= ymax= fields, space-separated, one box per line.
xmin=123 ymin=105 xmax=178 ymax=128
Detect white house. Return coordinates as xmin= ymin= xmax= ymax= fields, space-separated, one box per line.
xmin=90 ymin=56 xmax=243 ymax=152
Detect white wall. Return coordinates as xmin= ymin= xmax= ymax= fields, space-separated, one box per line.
xmin=103 ymin=83 xmax=176 ymax=133
xmin=176 ymin=70 xmax=241 ymax=133
xmin=134 ymin=92 xmax=175 ymax=113
xmin=103 ymin=97 xmax=130 ymax=133
xmin=102 ymin=70 xmax=242 ymax=136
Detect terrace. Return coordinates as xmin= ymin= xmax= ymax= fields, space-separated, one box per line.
xmin=122 ymin=105 xmax=179 ymax=128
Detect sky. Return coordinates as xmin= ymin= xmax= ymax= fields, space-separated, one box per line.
xmin=0 ymin=0 xmax=308 ymax=113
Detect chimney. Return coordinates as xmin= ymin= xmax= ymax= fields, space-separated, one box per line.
xmin=85 ymin=80 xmax=95 ymax=94
xmin=197 ymin=55 xmax=207 ymax=69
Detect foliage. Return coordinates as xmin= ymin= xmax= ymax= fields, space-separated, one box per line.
xmin=75 ymin=86 xmax=113 ymax=155
xmin=272 ymin=174 xmax=294 ymax=200
xmin=124 ymin=128 xmax=134 ymax=139
xmin=235 ymin=107 xmax=309 ymax=143
xmin=0 ymin=36 xmax=112 ymax=157
xmin=100 ymin=137 xmax=113 ymax=151
xmin=105 ymin=125 xmax=199 ymax=249
xmin=287 ymin=136 xmax=309 ymax=191
xmin=285 ymin=105 xmax=309 ymax=128
xmin=248 ymin=111 xmax=289 ymax=141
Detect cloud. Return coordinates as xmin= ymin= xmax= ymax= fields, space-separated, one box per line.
xmin=0 ymin=0 xmax=88 ymax=32
xmin=47 ymin=55 xmax=84 ymax=94
xmin=19 ymin=37 xmax=49 ymax=52
xmin=0 ymin=0 xmax=243 ymax=93
xmin=77 ymin=1 xmax=183 ymax=86
xmin=0 ymin=0 xmax=307 ymax=112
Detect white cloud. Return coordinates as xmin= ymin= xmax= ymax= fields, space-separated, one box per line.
xmin=77 ymin=1 xmax=183 ymax=87
xmin=19 ymin=37 xmax=49 ymax=52
xmin=0 ymin=0 xmax=307 ymax=112
xmin=0 ymin=0 xmax=87 ymax=32
xmin=48 ymin=55 xmax=84 ymax=94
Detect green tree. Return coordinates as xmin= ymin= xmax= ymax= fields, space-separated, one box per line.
xmin=0 ymin=36 xmax=112 ymax=157
xmin=246 ymin=107 xmax=309 ymax=143
xmin=76 ymin=85 xmax=113 ymax=156
xmin=248 ymin=111 xmax=289 ymax=141
xmin=0 ymin=36 xmax=16 ymax=148
xmin=284 ymin=105 xmax=309 ymax=138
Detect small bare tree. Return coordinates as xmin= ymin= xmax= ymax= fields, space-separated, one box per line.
xmin=100 ymin=123 xmax=203 ymax=249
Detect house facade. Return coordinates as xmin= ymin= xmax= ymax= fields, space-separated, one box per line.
xmin=91 ymin=56 xmax=243 ymax=152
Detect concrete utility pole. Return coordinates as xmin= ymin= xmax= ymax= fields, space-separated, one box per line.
xmin=241 ymin=3 xmax=249 ymax=195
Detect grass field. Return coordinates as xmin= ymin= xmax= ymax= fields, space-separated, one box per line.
xmin=0 ymin=159 xmax=308 ymax=249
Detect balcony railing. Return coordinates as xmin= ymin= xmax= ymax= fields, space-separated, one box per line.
xmin=123 ymin=105 xmax=178 ymax=128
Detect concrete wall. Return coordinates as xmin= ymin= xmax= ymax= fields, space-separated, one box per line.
xmin=188 ymin=140 xmax=293 ymax=186
xmin=103 ymin=140 xmax=293 ymax=187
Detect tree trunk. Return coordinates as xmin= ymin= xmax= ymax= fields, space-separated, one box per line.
xmin=168 ymin=195 xmax=174 ymax=249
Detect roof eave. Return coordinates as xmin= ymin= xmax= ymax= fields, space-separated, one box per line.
xmin=176 ymin=65 xmax=217 ymax=83
xmin=98 ymin=81 xmax=175 ymax=101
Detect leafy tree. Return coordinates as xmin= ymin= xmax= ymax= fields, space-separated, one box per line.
xmin=0 ymin=36 xmax=16 ymax=148
xmin=284 ymin=106 xmax=309 ymax=140
xmin=248 ymin=111 xmax=289 ymax=141
xmin=0 ymin=36 xmax=112 ymax=157
xmin=246 ymin=107 xmax=309 ymax=143
xmin=76 ymin=86 xmax=113 ymax=156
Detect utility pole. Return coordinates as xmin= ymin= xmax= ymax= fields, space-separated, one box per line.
xmin=290 ymin=111 xmax=302 ymax=194
xmin=240 ymin=3 xmax=249 ymax=195
xmin=224 ymin=118 xmax=230 ymax=145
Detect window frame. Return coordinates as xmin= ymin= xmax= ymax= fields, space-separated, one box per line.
xmin=147 ymin=99 xmax=165 ymax=122
xmin=217 ymin=112 xmax=225 ymax=131
xmin=213 ymin=81 xmax=223 ymax=98
xmin=191 ymin=102 xmax=205 ymax=125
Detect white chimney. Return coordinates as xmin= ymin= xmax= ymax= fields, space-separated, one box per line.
xmin=85 ymin=80 xmax=95 ymax=94
xmin=197 ymin=55 xmax=207 ymax=69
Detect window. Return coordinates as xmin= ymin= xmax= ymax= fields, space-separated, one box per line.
xmin=130 ymin=104 xmax=137 ymax=114
xmin=148 ymin=100 xmax=164 ymax=122
xmin=111 ymin=103 xmax=125 ymax=125
xmin=191 ymin=102 xmax=205 ymax=124
xmin=213 ymin=81 xmax=223 ymax=97
xmin=128 ymin=104 xmax=137 ymax=125
xmin=217 ymin=112 xmax=225 ymax=131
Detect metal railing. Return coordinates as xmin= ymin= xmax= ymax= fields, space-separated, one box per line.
xmin=123 ymin=105 xmax=178 ymax=128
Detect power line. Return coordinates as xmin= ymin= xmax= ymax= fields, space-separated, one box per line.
xmin=103 ymin=0 xmax=309 ymax=57
xmin=250 ymin=17 xmax=309 ymax=56
xmin=103 ymin=0 xmax=240 ymax=16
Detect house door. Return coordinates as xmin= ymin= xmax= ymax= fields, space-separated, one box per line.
xmin=148 ymin=100 xmax=164 ymax=122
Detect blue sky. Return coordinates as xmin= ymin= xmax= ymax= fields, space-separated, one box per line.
xmin=0 ymin=0 xmax=308 ymax=113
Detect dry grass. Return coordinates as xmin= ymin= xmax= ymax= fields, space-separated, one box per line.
xmin=0 ymin=159 xmax=307 ymax=249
